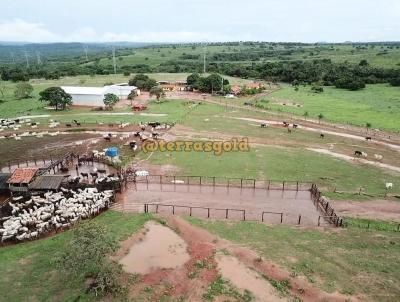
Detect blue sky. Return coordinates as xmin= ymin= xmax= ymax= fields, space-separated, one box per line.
xmin=0 ymin=0 xmax=399 ymax=42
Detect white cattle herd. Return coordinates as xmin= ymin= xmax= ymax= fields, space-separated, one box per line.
xmin=0 ymin=188 xmax=115 ymax=243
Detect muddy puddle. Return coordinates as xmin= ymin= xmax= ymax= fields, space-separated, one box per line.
xmin=216 ymin=253 xmax=286 ymax=302
xmin=119 ymin=221 xmax=190 ymax=275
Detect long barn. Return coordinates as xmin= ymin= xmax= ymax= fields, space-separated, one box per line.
xmin=61 ymin=83 xmax=139 ymax=107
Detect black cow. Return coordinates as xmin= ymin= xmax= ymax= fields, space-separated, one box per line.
xmin=66 ymin=123 xmax=72 ymax=127
xmin=354 ymin=150 xmax=362 ymax=157
xmin=97 ymin=169 xmax=107 ymax=174
xmin=365 ymin=137 xmax=372 ymax=141
xmin=261 ymin=123 xmax=267 ymax=128
xmin=293 ymin=124 xmax=298 ymax=129
xmin=129 ymin=142 xmax=137 ymax=148
xmin=80 ymin=173 xmax=89 ymax=178
xmin=320 ymin=134 xmax=325 ymax=139
xmin=104 ymin=136 xmax=111 ymax=142
xmin=90 ymin=172 xmax=98 ymax=178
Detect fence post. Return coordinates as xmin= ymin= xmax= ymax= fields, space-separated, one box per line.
xmin=213 ymin=177 xmax=215 ymax=187
xmin=283 ymin=181 xmax=285 ymax=191
xmin=240 ymin=178 xmax=243 ymax=189
xmin=172 ymin=206 xmax=175 ymax=215
xmin=190 ymin=207 xmax=192 ymax=216
xmin=226 ymin=209 xmax=228 ymax=219
xmin=200 ymin=176 xmax=202 ymax=186
xmin=280 ymin=213 xmax=283 ymax=223
xmin=253 ymin=179 xmax=256 ymax=189
xmin=296 ymin=181 xmax=299 ymax=191
xmin=156 ymin=204 xmax=159 ymax=214
xmin=318 ymin=216 xmax=321 ymax=226
xmin=207 ymin=208 xmax=210 ymax=218
xmin=298 ymin=215 xmax=301 ymax=225
xmin=268 ymin=180 xmax=270 ymax=190
xmin=262 ymin=212 xmax=264 ymax=222
xmin=243 ymin=210 xmax=246 ymax=221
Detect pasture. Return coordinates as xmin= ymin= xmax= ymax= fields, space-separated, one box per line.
xmin=263 ymin=83 xmax=400 ymax=131
xmin=96 ymin=43 xmax=400 ymax=69
xmin=187 ymin=217 xmax=400 ymax=301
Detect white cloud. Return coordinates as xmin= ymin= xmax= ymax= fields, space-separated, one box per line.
xmin=0 ymin=18 xmax=58 ymax=42
xmin=0 ymin=18 xmax=235 ymax=43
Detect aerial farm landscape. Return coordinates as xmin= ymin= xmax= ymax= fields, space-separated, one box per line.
xmin=0 ymin=1 xmax=400 ymax=301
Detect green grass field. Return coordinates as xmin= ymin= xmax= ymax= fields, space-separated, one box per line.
xmin=97 ymin=44 xmax=400 ymax=69
xmin=0 ymin=211 xmax=152 ymax=302
xmin=264 ymin=83 xmax=400 ymax=131
xmin=187 ymin=217 xmax=400 ymax=301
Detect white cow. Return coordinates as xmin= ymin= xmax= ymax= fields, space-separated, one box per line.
xmin=386 ymin=183 xmax=393 ymax=190
xmin=374 ymin=154 xmax=383 ymax=161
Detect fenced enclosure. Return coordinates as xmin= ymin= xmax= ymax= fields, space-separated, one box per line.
xmin=114 ymin=174 xmax=340 ymax=227
xmin=134 ymin=175 xmax=313 ymax=191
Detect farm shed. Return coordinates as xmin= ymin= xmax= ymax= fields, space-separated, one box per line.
xmin=7 ymin=168 xmax=39 ymax=193
xmin=0 ymin=173 xmax=11 ymax=194
xmin=29 ymin=175 xmax=66 ymax=192
xmin=61 ymin=83 xmax=139 ymax=107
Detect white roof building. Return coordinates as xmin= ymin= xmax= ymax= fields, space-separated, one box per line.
xmin=61 ymin=83 xmax=139 ymax=107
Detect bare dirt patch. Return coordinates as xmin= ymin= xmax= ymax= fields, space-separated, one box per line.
xmin=331 ymin=200 xmax=400 ymax=222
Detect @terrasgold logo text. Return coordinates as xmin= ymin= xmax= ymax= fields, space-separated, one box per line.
xmin=142 ymin=138 xmax=250 ymax=156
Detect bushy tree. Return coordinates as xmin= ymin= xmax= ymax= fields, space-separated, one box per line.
xmin=103 ymin=93 xmax=119 ymax=109
xmin=127 ymin=89 xmax=137 ymax=106
xmin=149 ymin=86 xmax=165 ymax=102
xmin=128 ymin=74 xmax=157 ymax=91
xmin=334 ymin=78 xmax=366 ymax=91
xmin=58 ymin=222 xmax=125 ymax=297
xmin=14 ymin=82 xmax=34 ymax=99
xmin=39 ymin=87 xmax=72 ymax=110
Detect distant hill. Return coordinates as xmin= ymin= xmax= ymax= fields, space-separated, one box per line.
xmin=0 ymin=42 xmax=157 ymax=64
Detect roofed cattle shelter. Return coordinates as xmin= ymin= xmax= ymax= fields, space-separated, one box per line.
xmin=29 ymin=175 xmax=66 ymax=191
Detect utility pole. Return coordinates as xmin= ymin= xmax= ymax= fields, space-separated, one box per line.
xmin=24 ymin=51 xmax=30 ymax=68
xmin=36 ymin=52 xmax=42 ymax=65
xmin=83 ymin=45 xmax=89 ymax=61
xmin=203 ymin=42 xmax=207 ymax=74
xmin=112 ymin=46 xmax=117 ymax=75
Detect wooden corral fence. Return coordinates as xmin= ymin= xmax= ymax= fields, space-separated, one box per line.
xmin=133 ymin=174 xmax=313 ymax=191
xmin=137 ymin=203 xmax=340 ymax=227
xmin=144 ymin=203 xmax=246 ymax=220
xmin=311 ymin=184 xmax=343 ymax=227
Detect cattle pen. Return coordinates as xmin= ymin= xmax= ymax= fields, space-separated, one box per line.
xmin=114 ymin=174 xmax=343 ymax=227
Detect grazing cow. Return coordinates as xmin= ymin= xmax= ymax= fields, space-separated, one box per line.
xmin=97 ymin=169 xmax=106 ymax=175
xmin=152 ymin=132 xmax=159 ymax=139
xmin=386 ymin=183 xmax=393 ymax=190
xmin=31 ymin=122 xmax=37 ymax=126
xmin=283 ymin=121 xmax=289 ymax=128
xmin=90 ymin=172 xmax=98 ymax=178
xmin=76 ymin=122 xmax=81 ymax=126
xmin=73 ymin=120 xmax=78 ymax=124
xmin=80 ymin=173 xmax=89 ymax=179
xmin=365 ymin=137 xmax=372 ymax=141
xmin=148 ymin=122 xmax=161 ymax=128
xmin=60 ymin=167 xmax=69 ymax=173
xmin=292 ymin=124 xmax=298 ymax=129
xmin=354 ymin=150 xmax=362 ymax=157
xmin=129 ymin=142 xmax=137 ymax=148
xmin=134 ymin=131 xmax=141 ymax=137
xmin=107 ymin=173 xmax=115 ymax=178
xmin=104 ymin=136 xmax=111 ymax=142
xmin=260 ymin=123 xmax=267 ymax=128
xmin=374 ymin=154 xmax=383 ymax=160
xmin=66 ymin=123 xmax=72 ymax=127
xmin=320 ymin=134 xmax=325 ymax=139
